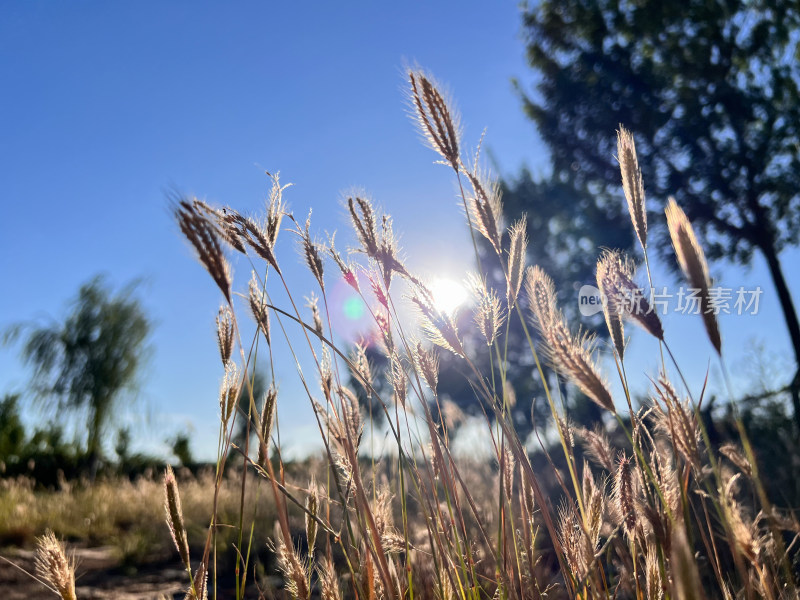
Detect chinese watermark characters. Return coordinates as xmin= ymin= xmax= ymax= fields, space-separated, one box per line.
xmin=578 ymin=285 xmax=762 ymax=317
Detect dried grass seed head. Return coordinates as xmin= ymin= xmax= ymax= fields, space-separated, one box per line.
xmin=298 ymin=210 xmax=325 ymax=291
xmin=349 ymin=342 xmax=373 ymax=398
xmin=525 ymin=265 xmax=558 ymax=330
xmin=265 ymin=171 xmax=288 ymax=248
xmin=275 ymin=536 xmax=311 ymax=600
xmin=219 ymin=361 xmax=240 ymax=427
xmin=239 ymin=215 xmax=281 ymax=273
xmin=248 ymin=272 xmax=271 ymax=346
xmin=541 ymin=312 xmax=615 ymax=414
xmin=581 ymin=462 xmax=605 ymax=548
xmin=258 ymin=386 xmax=277 ymax=466
xmin=506 ymin=215 xmax=528 ymax=310
xmin=616 ymin=126 xmax=647 ymax=250
xmin=389 ymin=351 xmax=407 ymax=408
xmin=411 ymin=282 xmax=465 ymax=356
xmin=348 ymin=196 xmax=379 ymax=258
xmin=652 ymin=374 xmax=701 ymax=470
xmin=666 ymin=197 xmax=722 ymax=355
xmin=174 ymin=197 xmax=233 ymax=303
xmin=184 ymin=562 xmax=209 ymax=600
xmin=215 ymin=305 xmax=234 ymax=366
xmin=720 ymin=443 xmax=753 ymax=479
xmin=467 ymin=273 xmax=505 ymax=346
xmin=614 ymin=452 xmax=638 ymax=539
xmin=557 ymin=503 xmax=593 ymax=583
xmin=415 ymin=341 xmax=440 ymax=392
xmin=328 ymin=232 xmax=360 ymax=293
xmin=465 ymin=169 xmax=503 ymax=256
xmin=337 ymin=386 xmax=363 ymax=450
xmin=35 ymin=530 xmax=76 ymax=600
xmin=408 ymin=68 xmax=461 ymax=170
xmin=306 ymin=292 xmax=324 ymax=337
xmin=192 ymin=199 xmax=248 ymax=255
xmin=317 ymin=556 xmax=342 ymax=600
xmin=576 ymin=425 xmax=615 ymax=472
xmin=594 ymin=253 xmax=626 ymax=359
xmin=597 ymin=249 xmax=663 ymax=341
xmin=164 ymin=465 xmax=191 ymax=569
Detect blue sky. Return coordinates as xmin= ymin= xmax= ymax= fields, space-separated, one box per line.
xmin=2 ymin=2 xmax=798 ymax=460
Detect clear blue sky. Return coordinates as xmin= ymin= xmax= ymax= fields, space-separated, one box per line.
xmin=2 ymin=2 xmax=798 ymax=460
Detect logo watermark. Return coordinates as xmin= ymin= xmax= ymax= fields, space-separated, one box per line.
xmin=578 ymin=285 xmax=763 ymax=317
xmin=578 ymin=285 xmax=604 ymax=316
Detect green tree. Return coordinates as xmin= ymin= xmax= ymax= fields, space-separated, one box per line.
xmin=7 ymin=276 xmax=150 ymax=471
xmin=171 ymin=433 xmax=194 ymax=466
xmin=520 ymin=0 xmax=800 ymax=422
xmin=0 ymin=394 xmax=27 ymax=466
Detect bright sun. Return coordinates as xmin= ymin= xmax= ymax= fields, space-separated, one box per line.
xmin=429 ymin=277 xmax=468 ymax=315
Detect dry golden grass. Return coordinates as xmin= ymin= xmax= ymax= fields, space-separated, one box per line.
xmin=12 ymin=68 xmax=800 ymax=600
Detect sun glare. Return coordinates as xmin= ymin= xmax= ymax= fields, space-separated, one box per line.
xmin=429 ymin=277 xmax=468 ymax=315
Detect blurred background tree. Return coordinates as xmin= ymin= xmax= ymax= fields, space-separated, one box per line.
xmin=517 ymin=0 xmax=800 ymax=424
xmin=6 ymin=276 xmax=150 ymax=475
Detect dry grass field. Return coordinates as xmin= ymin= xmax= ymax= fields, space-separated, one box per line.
xmin=5 ymin=68 xmax=800 ymax=600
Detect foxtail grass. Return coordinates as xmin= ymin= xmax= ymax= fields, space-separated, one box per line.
xmin=36 ymin=67 xmax=790 ymax=600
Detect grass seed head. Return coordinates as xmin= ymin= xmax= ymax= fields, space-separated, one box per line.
xmin=163 ymin=465 xmax=191 ymax=570
xmin=306 ymin=293 xmax=324 ymax=337
xmin=576 ymin=425 xmax=615 ymax=472
xmin=502 ymin=448 xmax=515 ymax=498
xmin=652 ymin=375 xmax=701 ymax=470
xmin=215 ymin=305 xmax=234 ymax=366
xmin=305 ymin=477 xmax=319 ymax=556
xmin=328 ymin=233 xmax=360 ymax=293
xmin=465 ymin=170 xmax=503 ymax=256
xmin=544 ymin=319 xmax=615 ymax=414
xmin=666 ymin=197 xmax=722 ymax=355
xmin=614 ymin=452 xmax=638 ymax=539
xmin=597 ymin=249 xmax=663 ymax=341
xmin=408 ymin=68 xmax=461 ymax=170
xmin=35 ymin=530 xmax=76 ymax=600
xmin=468 ymin=274 xmax=505 ymax=347
xmin=720 ymin=443 xmax=753 ymax=479
xmin=275 ymin=536 xmax=311 ymax=600
xmin=258 ymin=387 xmax=277 ymax=467
xmin=617 ymin=126 xmax=647 ymax=250
xmin=525 ymin=265 xmax=558 ymax=330
xmin=581 ymin=462 xmax=604 ymax=548
xmin=240 ymin=215 xmax=281 ymax=273
xmin=317 ymin=557 xmax=342 ymax=600
xmin=411 ymin=284 xmax=465 ymax=357
xmin=348 ymin=196 xmax=379 ymax=258
xmin=506 ymin=215 xmax=528 ymax=309
xmin=265 ymin=172 xmax=287 ymax=248
xmin=248 ymin=272 xmax=271 ymax=346
xmin=300 ymin=211 xmax=325 ymax=291
xmin=390 ymin=351 xmax=407 ymax=408
xmin=350 ymin=343 xmax=373 ymax=399
xmin=219 ymin=362 xmax=240 ymax=427
xmin=415 ymin=341 xmax=440 ymax=393
xmin=174 ymin=198 xmax=233 ymax=303
xmin=186 ymin=562 xmax=208 ymax=600
xmin=645 ymin=543 xmax=664 ymax=600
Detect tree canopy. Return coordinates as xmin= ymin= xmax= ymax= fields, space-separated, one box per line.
xmin=8 ymin=276 xmax=150 ymax=467
xmin=520 ymin=0 xmax=800 ymax=420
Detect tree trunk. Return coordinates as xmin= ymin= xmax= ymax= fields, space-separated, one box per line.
xmin=759 ymin=238 xmax=800 ymax=430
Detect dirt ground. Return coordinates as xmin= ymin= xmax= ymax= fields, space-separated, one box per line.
xmin=0 ymin=546 xmax=187 ymax=599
